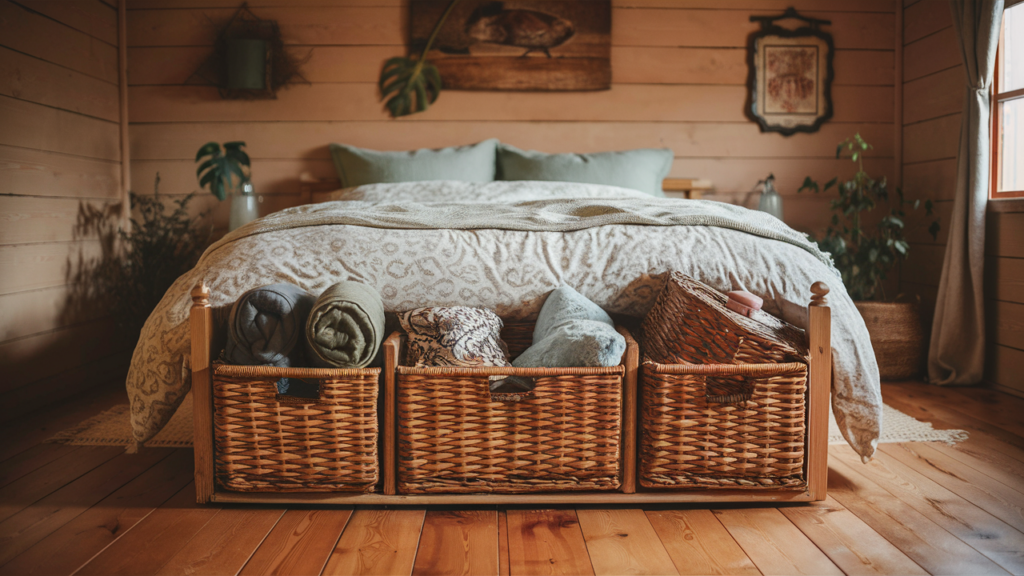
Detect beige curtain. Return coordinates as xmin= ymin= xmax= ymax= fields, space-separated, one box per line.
xmin=928 ymin=0 xmax=1003 ymax=385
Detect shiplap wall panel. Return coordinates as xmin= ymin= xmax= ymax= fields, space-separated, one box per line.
xmin=987 ymin=212 xmax=1024 ymax=259
xmin=0 ymin=242 xmax=103 ymax=294
xmin=130 ymin=121 xmax=895 ymax=162
xmin=615 ymin=9 xmax=893 ymax=49
xmin=127 ymin=84 xmax=894 ymax=124
xmin=902 ymin=113 xmax=961 ymax=164
xmin=902 ymin=158 xmax=957 ymax=202
xmin=127 ymin=1 xmax=898 ymax=243
xmin=987 ymin=300 xmax=1024 ymax=351
xmin=988 ymin=345 xmax=1024 ymax=397
xmin=985 ymin=255 xmax=1024 ymax=304
xmin=903 ymin=0 xmax=952 ymax=43
xmin=0 ymin=46 xmax=120 ymax=122
xmin=899 ymin=1 xmax=960 ymax=337
xmin=0 ymin=96 xmax=121 ymax=162
xmin=0 ymin=0 xmax=118 ymax=83
xmin=0 ymin=145 xmax=121 ymax=200
xmin=124 ymin=46 xmax=895 ymax=88
xmin=903 ymin=25 xmax=960 ymax=81
xmin=127 ymin=6 xmax=405 ymax=46
xmin=0 ymin=0 xmax=126 ymax=420
xmin=21 ymin=0 xmax=119 ymax=45
xmin=898 ymin=1 xmax=1024 ymax=395
xmin=0 ymin=196 xmax=119 ymax=245
xmin=0 ymin=285 xmax=109 ymax=342
xmin=0 ymin=317 xmax=121 ymax=393
xmin=902 ymin=66 xmax=965 ymax=125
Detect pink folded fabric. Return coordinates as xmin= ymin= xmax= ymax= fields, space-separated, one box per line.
xmin=726 ymin=290 xmax=763 ymax=318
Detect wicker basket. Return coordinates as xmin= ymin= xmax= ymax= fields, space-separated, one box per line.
xmin=639 ymin=273 xmax=810 ymax=489
xmin=212 ymin=363 xmax=381 ymax=493
xmin=855 ymin=300 xmax=925 ymax=380
xmin=395 ymin=322 xmax=633 ymax=494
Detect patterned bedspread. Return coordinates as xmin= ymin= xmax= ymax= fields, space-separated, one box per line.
xmin=126 ymin=181 xmax=881 ymax=461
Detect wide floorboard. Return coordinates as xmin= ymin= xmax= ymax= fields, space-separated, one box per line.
xmin=1 ymin=380 xmax=1023 ymax=576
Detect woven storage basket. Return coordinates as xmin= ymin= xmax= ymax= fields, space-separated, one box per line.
xmin=639 ymin=273 xmax=810 ymax=489
xmin=396 ymin=321 xmax=631 ymax=494
xmin=212 ymin=363 xmax=381 ymax=493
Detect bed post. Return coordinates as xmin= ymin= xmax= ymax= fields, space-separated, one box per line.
xmin=617 ymin=325 xmax=639 ymax=494
xmin=190 ymin=281 xmax=215 ymax=504
xmin=807 ymin=281 xmax=831 ymax=501
xmin=382 ymin=331 xmax=403 ymax=496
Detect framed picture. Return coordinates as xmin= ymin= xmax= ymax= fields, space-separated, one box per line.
xmin=409 ymin=0 xmax=611 ymax=91
xmin=747 ymin=8 xmax=834 ymax=135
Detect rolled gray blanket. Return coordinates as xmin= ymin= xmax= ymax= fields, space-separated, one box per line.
xmin=224 ymin=283 xmax=316 ymax=368
xmin=305 ymin=281 xmax=385 ymax=368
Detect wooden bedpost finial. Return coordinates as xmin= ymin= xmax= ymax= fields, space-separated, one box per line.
xmin=191 ymin=280 xmax=210 ymax=307
xmin=810 ymin=281 xmax=829 ymax=306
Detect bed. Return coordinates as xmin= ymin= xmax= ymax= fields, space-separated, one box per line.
xmin=126 ymin=179 xmax=881 ymax=503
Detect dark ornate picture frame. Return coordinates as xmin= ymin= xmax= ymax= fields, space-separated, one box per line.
xmin=746 ymin=8 xmax=834 ymax=136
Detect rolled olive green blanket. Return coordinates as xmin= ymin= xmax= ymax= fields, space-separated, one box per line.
xmin=305 ymin=281 xmax=385 ymax=368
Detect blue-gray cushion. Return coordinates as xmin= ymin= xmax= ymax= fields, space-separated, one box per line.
xmin=512 ymin=284 xmax=626 ymax=368
xmin=497 ymin=143 xmax=673 ymax=197
xmin=328 ymin=139 xmax=498 ymax=188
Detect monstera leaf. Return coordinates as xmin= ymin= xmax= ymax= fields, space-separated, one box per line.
xmin=379 ymin=57 xmax=443 ymax=118
xmin=378 ymin=0 xmax=460 ymax=118
xmin=195 ymin=141 xmax=250 ymax=201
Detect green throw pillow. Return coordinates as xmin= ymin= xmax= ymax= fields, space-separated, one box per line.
xmin=497 ymin=143 xmax=673 ymax=197
xmin=328 ymin=139 xmax=498 ymax=188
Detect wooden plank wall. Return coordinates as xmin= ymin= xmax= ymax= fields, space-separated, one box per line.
xmin=898 ymin=0 xmax=960 ymax=330
xmin=125 ymin=0 xmax=898 ymax=239
xmin=986 ymin=211 xmax=1024 ymax=395
xmin=899 ymin=0 xmax=1022 ymax=396
xmin=0 ymin=0 xmax=129 ymax=421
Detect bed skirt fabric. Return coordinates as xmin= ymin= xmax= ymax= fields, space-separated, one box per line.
xmin=126 ymin=181 xmax=881 ymax=460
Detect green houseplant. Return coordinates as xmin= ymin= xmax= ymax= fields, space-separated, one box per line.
xmin=799 ymin=133 xmax=939 ymax=379
xmin=378 ymin=0 xmax=461 ymax=118
xmin=195 ymin=141 xmax=257 ymax=230
xmin=65 ymin=174 xmax=211 ymax=340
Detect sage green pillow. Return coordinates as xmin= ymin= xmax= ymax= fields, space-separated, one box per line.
xmin=329 ymin=139 xmax=498 ymax=188
xmin=497 ymin=143 xmax=673 ymax=197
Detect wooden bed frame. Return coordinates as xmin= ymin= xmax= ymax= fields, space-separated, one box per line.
xmin=189 ymin=283 xmax=830 ymax=506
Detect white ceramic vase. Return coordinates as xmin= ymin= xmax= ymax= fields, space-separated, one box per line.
xmin=228 ymin=182 xmax=259 ymax=231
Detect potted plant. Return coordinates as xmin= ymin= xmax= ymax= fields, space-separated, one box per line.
xmin=799 ymin=134 xmax=939 ymax=379
xmin=195 ymin=141 xmax=257 ymax=230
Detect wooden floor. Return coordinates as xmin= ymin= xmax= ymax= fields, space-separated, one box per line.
xmin=1 ymin=382 xmax=1023 ymax=576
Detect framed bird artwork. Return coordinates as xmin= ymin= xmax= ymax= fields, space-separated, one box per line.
xmin=409 ymin=0 xmax=611 ymax=91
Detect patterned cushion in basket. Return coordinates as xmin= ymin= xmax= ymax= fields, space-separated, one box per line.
xmin=399 ymin=307 xmax=511 ymax=368
xmin=641 ymin=272 xmax=808 ymax=365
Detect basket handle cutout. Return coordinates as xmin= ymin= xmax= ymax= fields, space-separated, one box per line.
xmin=705 ymin=392 xmax=753 ymax=404
xmin=701 ymin=375 xmax=754 ymax=405
xmin=273 ymin=377 xmax=324 ymax=403
xmin=488 ymin=375 xmax=536 ymax=400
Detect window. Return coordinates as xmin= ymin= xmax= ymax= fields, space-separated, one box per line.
xmin=992 ymin=0 xmax=1024 ymax=199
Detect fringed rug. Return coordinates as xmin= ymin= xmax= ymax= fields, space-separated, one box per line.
xmin=48 ymin=395 xmax=968 ymax=448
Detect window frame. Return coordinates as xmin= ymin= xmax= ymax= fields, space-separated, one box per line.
xmin=991 ymin=0 xmax=1024 ymax=200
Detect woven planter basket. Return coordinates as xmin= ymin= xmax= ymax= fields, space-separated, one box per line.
xmin=638 ymin=273 xmax=810 ymax=489
xmin=854 ymin=300 xmax=925 ymax=380
xmin=396 ymin=321 xmax=631 ymax=494
xmin=212 ymin=363 xmax=381 ymax=493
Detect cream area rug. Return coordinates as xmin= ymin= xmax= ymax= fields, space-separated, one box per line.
xmin=48 ymin=394 xmax=968 ymax=448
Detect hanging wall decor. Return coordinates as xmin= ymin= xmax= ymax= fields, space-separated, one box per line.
xmin=409 ymin=0 xmax=611 ymax=91
xmin=187 ymin=2 xmax=309 ymax=99
xmin=747 ymin=7 xmax=834 ymax=136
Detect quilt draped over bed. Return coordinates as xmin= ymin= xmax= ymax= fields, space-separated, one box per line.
xmin=126 ymin=181 xmax=881 ymax=461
